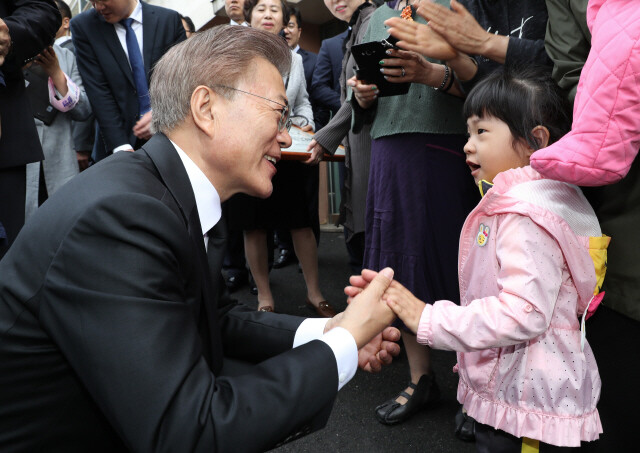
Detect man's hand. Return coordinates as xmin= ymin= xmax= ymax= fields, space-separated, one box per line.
xmin=332 ymin=267 xmax=397 ymax=349
xmin=358 ymin=326 xmax=401 ymax=372
xmin=0 ymin=19 xmax=11 ymax=66
xmin=133 ymin=111 xmax=153 ymax=140
xmin=304 ymin=139 xmax=326 ymax=165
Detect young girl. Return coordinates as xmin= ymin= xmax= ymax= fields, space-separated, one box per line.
xmin=350 ymin=67 xmax=609 ymax=451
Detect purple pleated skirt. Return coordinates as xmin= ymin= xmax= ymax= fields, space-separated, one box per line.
xmin=364 ymin=133 xmax=479 ymax=304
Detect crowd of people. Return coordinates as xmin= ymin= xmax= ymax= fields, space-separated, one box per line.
xmin=0 ymin=0 xmax=638 ymax=451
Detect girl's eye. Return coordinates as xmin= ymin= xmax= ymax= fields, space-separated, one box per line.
xmin=477 ymin=128 xmax=486 ymax=134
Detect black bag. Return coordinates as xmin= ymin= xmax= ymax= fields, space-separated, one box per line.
xmin=23 ymin=66 xmax=57 ymax=126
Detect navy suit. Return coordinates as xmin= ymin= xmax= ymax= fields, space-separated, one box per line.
xmin=70 ymin=1 xmax=185 ymax=161
xmin=311 ymin=30 xmax=347 ymax=119
xmin=0 ymin=0 xmax=60 ymax=257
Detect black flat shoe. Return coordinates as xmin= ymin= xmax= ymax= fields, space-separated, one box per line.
xmin=375 ymin=374 xmax=440 ymax=426
xmin=273 ymin=248 xmax=297 ymax=269
xmin=454 ymin=406 xmax=476 ymax=442
xmin=224 ymin=274 xmax=246 ymax=293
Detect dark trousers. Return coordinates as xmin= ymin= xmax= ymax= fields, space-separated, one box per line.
xmin=0 ymin=165 xmax=26 ymax=259
xmin=475 ymin=422 xmax=578 ymax=453
xmin=582 ymin=306 xmax=640 ymax=452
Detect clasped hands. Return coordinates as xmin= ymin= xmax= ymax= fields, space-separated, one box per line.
xmin=325 ymin=267 xmax=428 ymax=373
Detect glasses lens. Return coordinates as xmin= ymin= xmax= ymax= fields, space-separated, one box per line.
xmin=279 ymin=105 xmax=290 ymax=132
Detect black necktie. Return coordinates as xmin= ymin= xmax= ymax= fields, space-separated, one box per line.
xmin=206 ymin=218 xmax=227 ymax=291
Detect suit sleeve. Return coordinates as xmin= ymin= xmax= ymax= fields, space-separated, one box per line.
xmin=40 ymin=193 xmax=338 ymax=453
xmin=2 ymin=0 xmax=60 ymax=66
xmin=311 ymin=41 xmax=342 ymax=112
xmin=65 ymin=49 xmax=92 ymax=122
xmin=70 ymin=18 xmax=132 ymax=151
xmin=290 ymin=54 xmax=315 ymax=131
xmin=417 ymin=215 xmax=565 ymax=351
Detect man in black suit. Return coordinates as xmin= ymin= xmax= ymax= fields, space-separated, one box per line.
xmin=71 ymin=0 xmax=185 ymax=162
xmin=0 ymin=0 xmax=60 ymax=258
xmin=0 ymin=26 xmax=400 ymax=452
xmin=311 ymin=30 xmax=348 ymax=123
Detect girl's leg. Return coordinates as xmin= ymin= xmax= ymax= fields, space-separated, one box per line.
xmin=244 ymin=229 xmax=274 ymax=310
xmin=475 ymin=422 xmax=579 ymax=453
xmin=397 ymin=332 xmax=431 ymax=403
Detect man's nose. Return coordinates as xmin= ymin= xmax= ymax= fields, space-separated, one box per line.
xmin=278 ymin=129 xmax=292 ymax=149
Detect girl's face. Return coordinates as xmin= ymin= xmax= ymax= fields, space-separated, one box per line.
xmin=464 ymin=115 xmax=533 ymax=185
xmin=323 ymin=0 xmax=367 ymax=23
xmin=250 ymin=0 xmax=284 ymax=34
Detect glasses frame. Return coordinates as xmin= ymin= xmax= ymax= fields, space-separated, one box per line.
xmin=210 ymin=85 xmax=291 ymax=132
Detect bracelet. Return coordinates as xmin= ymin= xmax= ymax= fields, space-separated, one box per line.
xmin=443 ymin=69 xmax=456 ymax=92
xmin=434 ymin=65 xmax=450 ymax=91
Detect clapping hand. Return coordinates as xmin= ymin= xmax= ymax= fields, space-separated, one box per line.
xmin=383 ymin=16 xmax=457 ymax=61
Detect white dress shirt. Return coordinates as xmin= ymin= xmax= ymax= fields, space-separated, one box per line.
xmin=113 ymin=0 xmax=144 ymax=154
xmin=171 ymin=140 xmax=358 ymax=390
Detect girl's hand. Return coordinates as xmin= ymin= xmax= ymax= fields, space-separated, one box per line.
xmin=383 ymin=281 xmax=426 ymax=335
xmin=344 ymin=268 xmax=382 ymax=304
xmin=347 ymin=76 xmax=378 ymax=109
xmin=380 ymin=48 xmax=445 ymax=87
xmin=384 ymin=17 xmax=457 ymax=60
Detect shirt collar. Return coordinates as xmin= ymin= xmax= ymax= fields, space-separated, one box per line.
xmin=293 ymin=45 xmax=300 ymax=53
xmin=128 ymin=0 xmax=143 ymax=24
xmin=229 ymin=19 xmax=248 ymax=26
xmin=170 ymin=140 xmax=221 ymax=236
xmin=54 ymin=35 xmax=72 ymax=46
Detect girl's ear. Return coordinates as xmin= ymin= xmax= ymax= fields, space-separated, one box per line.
xmin=531 ymin=125 xmax=550 ymax=150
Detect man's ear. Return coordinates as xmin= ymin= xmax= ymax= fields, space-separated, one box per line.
xmin=531 ymin=125 xmax=550 ymax=150
xmin=63 ymin=17 xmax=70 ymax=31
xmin=189 ymin=86 xmax=219 ymax=137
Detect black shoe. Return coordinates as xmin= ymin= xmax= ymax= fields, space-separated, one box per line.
xmin=454 ymin=406 xmax=476 ymax=442
xmin=375 ymin=374 xmax=440 ymax=425
xmin=249 ymin=274 xmax=258 ymax=295
xmin=273 ymin=248 xmax=297 ymax=269
xmin=225 ymin=274 xmax=246 ymax=293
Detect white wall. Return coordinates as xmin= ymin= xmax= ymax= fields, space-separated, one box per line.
xmin=147 ymin=0 xmax=215 ymax=30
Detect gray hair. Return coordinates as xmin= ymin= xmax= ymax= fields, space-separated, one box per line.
xmin=150 ymin=25 xmax=291 ymax=134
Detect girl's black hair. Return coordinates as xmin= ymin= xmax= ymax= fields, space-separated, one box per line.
xmin=463 ymin=65 xmax=571 ymax=150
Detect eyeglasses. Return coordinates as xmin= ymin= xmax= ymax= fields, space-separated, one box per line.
xmin=211 ymin=85 xmax=291 ymax=132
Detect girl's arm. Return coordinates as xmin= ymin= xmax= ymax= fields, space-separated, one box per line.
xmin=387 ymin=215 xmax=565 ymax=352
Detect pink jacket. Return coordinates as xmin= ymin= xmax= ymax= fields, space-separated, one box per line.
xmin=416 ymin=167 xmax=607 ymax=446
xmin=530 ymin=0 xmax=640 ymax=185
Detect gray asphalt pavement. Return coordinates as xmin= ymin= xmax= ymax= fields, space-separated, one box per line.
xmin=230 ymin=229 xmax=476 ymax=453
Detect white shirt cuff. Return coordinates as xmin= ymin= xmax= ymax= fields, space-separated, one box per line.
xmin=113 ymin=144 xmax=134 ymax=153
xmin=294 ymin=318 xmax=358 ymax=391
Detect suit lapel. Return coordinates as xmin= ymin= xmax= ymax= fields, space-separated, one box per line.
xmin=141 ymin=133 xmax=224 ymax=371
xmin=94 ymin=11 xmax=135 ymax=88
xmin=141 ymin=1 xmax=157 ymax=80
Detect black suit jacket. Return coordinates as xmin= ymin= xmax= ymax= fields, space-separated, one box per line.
xmin=297 ymin=48 xmax=317 ymax=92
xmin=311 ymin=31 xmax=347 ymax=115
xmin=70 ymin=2 xmax=185 ymax=161
xmin=0 ymin=0 xmax=60 ymax=168
xmin=0 ymin=133 xmax=338 ymax=452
